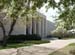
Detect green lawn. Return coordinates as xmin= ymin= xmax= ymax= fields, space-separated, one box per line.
xmin=49 ymin=43 xmax=75 ymax=55
xmin=0 ymin=40 xmax=50 ymax=49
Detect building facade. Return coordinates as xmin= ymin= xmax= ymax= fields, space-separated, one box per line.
xmin=0 ymin=12 xmax=56 ymax=40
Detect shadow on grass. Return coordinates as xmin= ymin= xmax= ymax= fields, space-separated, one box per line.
xmin=0 ymin=40 xmax=50 ymax=49
xmin=49 ymin=43 xmax=75 ymax=55
xmin=49 ymin=50 xmax=68 ymax=55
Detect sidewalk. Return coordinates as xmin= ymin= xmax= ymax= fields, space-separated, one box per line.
xmin=34 ymin=39 xmax=75 ymax=54
xmin=0 ymin=39 xmax=75 ymax=55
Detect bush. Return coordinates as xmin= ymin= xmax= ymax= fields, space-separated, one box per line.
xmin=0 ymin=40 xmax=49 ymax=49
xmin=7 ymin=34 xmax=41 ymax=43
xmin=58 ymin=37 xmax=62 ymax=39
xmin=46 ymin=35 xmax=54 ymax=38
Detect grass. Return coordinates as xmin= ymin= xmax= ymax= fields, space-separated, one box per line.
xmin=0 ymin=40 xmax=50 ymax=49
xmin=49 ymin=43 xmax=75 ymax=55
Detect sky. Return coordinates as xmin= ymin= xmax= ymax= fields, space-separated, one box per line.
xmin=39 ymin=6 xmax=58 ymax=22
xmin=38 ymin=0 xmax=60 ymax=22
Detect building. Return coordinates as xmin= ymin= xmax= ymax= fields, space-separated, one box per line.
xmin=46 ymin=20 xmax=56 ymax=36
xmin=0 ymin=12 xmax=56 ymax=40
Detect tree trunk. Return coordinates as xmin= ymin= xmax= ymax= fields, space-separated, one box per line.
xmin=6 ymin=19 xmax=17 ymax=45
xmin=0 ymin=21 xmax=7 ymax=47
xmin=0 ymin=18 xmax=17 ymax=47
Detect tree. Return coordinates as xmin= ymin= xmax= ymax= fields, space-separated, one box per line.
xmin=47 ymin=0 xmax=75 ymax=30
xmin=0 ymin=0 xmax=48 ymax=46
xmin=58 ymin=8 xmax=75 ymax=30
xmin=57 ymin=1 xmax=75 ymax=30
xmin=0 ymin=0 xmax=74 ymax=46
xmin=50 ymin=0 xmax=75 ymax=38
xmin=51 ymin=20 xmax=67 ymax=38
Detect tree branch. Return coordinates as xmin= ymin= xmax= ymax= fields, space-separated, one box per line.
xmin=8 ymin=18 xmax=17 ymax=36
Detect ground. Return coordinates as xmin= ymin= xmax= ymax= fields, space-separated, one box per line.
xmin=0 ymin=39 xmax=75 ymax=55
xmin=0 ymin=40 xmax=49 ymax=49
xmin=49 ymin=43 xmax=75 ymax=55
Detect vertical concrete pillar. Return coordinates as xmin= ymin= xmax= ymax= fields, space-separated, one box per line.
xmin=38 ymin=18 xmax=42 ymax=36
xmin=41 ymin=18 xmax=45 ymax=38
xmin=33 ymin=18 xmax=37 ymax=34
xmin=28 ymin=17 xmax=32 ymax=34
xmin=26 ymin=16 xmax=30 ymax=35
xmin=32 ymin=18 xmax=37 ymax=34
xmin=44 ymin=18 xmax=47 ymax=37
xmin=36 ymin=18 xmax=39 ymax=35
xmin=24 ymin=18 xmax=26 ymax=35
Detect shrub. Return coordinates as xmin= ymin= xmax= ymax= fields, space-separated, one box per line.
xmin=25 ymin=34 xmax=41 ymax=40
xmin=7 ymin=34 xmax=41 ymax=43
xmin=58 ymin=37 xmax=62 ymax=39
xmin=46 ymin=35 xmax=54 ymax=38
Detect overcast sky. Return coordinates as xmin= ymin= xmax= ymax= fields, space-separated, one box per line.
xmin=39 ymin=6 xmax=58 ymax=22
xmin=38 ymin=0 xmax=60 ymax=22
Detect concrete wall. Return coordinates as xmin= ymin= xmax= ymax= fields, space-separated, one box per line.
xmin=0 ymin=12 xmax=56 ymax=40
xmin=46 ymin=20 xmax=56 ymax=36
xmin=0 ymin=19 xmax=26 ymax=40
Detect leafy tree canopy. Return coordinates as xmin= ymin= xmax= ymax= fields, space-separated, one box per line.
xmin=55 ymin=0 xmax=75 ymax=30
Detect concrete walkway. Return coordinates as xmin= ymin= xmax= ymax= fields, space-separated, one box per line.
xmin=0 ymin=39 xmax=75 ymax=55
xmin=34 ymin=39 xmax=75 ymax=54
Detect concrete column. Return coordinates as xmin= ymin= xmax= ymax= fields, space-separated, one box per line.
xmin=36 ymin=19 xmax=39 ymax=35
xmin=28 ymin=17 xmax=32 ymax=34
xmin=41 ymin=18 xmax=45 ymax=38
xmin=24 ymin=18 xmax=26 ymax=35
xmin=44 ymin=18 xmax=47 ymax=37
xmin=32 ymin=18 xmax=37 ymax=34
xmin=33 ymin=18 xmax=37 ymax=34
xmin=38 ymin=19 xmax=42 ymax=36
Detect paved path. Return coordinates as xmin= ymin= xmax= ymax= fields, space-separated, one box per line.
xmin=34 ymin=39 xmax=75 ymax=54
xmin=0 ymin=39 xmax=75 ymax=55
xmin=35 ymin=39 xmax=75 ymax=49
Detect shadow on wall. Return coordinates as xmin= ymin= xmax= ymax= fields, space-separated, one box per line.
xmin=46 ymin=20 xmax=56 ymax=36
